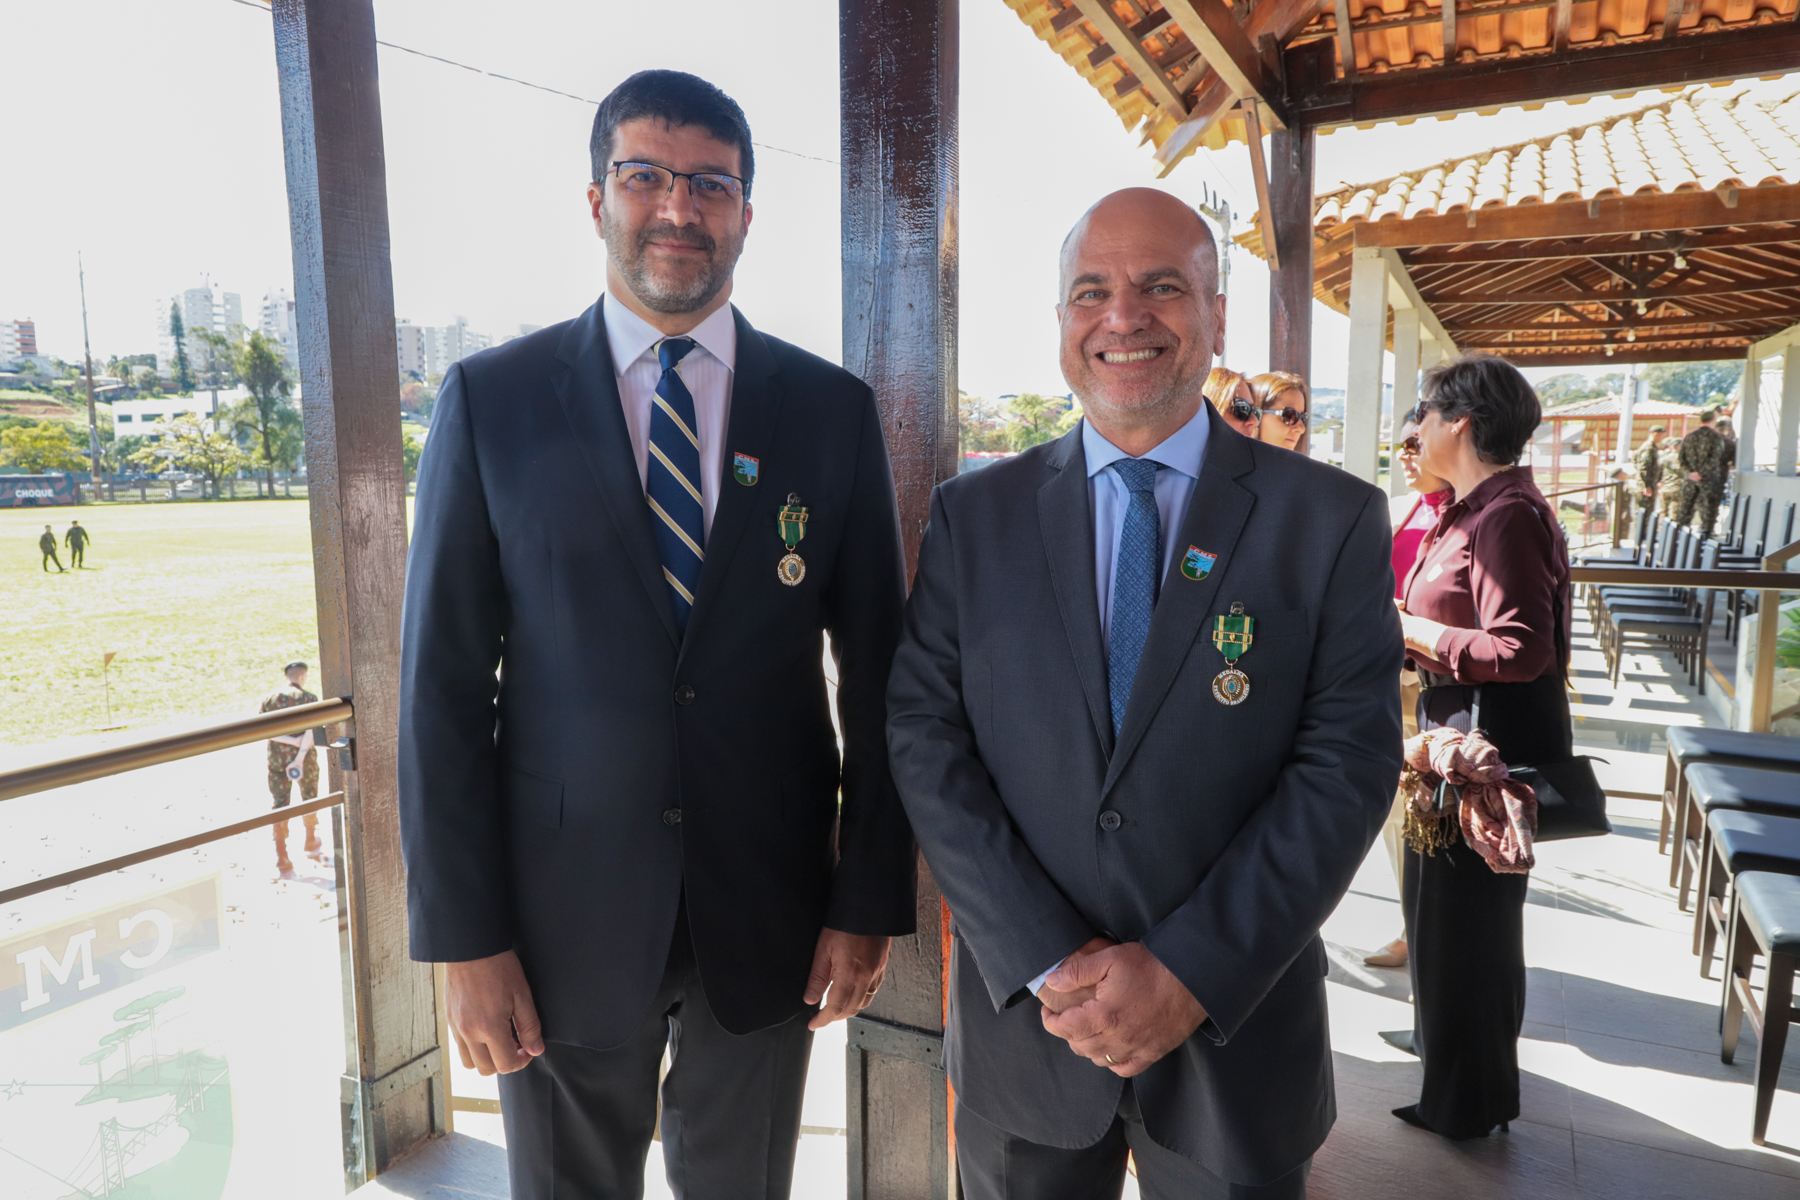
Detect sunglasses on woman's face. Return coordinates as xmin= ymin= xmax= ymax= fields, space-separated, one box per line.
xmin=1228 ymin=398 xmax=1258 ymax=424
xmin=1260 ymin=405 xmax=1309 ymax=429
xmin=1400 ymin=434 xmax=1422 ymax=455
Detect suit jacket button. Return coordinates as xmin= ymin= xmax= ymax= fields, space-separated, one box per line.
xmin=674 ymin=685 xmax=696 ymax=705
xmin=662 ymin=808 xmax=683 ymax=826
xmin=1098 ymin=810 xmax=1122 ymax=832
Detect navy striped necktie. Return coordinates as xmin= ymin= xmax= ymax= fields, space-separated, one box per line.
xmin=646 ymin=337 xmax=705 ymax=633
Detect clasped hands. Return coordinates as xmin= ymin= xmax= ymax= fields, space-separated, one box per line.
xmin=446 ymin=928 xmax=890 ymax=1076
xmin=1035 ymin=937 xmax=1206 ymax=1078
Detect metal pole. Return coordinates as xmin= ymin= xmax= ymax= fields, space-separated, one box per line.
xmin=270 ymin=0 xmax=440 ymax=1184
xmin=842 ymin=1 xmax=957 ymax=1196
xmin=79 ymin=253 xmax=102 ymax=502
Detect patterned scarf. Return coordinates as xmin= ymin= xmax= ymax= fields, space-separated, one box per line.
xmin=1400 ymin=727 xmax=1538 ymax=874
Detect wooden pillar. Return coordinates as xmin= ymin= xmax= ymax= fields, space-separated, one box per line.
xmin=1780 ymin=346 xmax=1800 ymax=478
xmin=1390 ymin=307 xmax=1420 ymax=496
xmin=1344 ymin=247 xmax=1387 ymax=484
xmin=1268 ymin=124 xmax=1316 ymax=380
xmin=841 ymin=1 xmax=957 ymax=1198
xmin=1740 ymin=351 xmax=1762 ymax=475
xmin=271 ymin=1 xmax=441 ymax=1186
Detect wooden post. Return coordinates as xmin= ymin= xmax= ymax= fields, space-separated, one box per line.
xmin=1344 ymin=247 xmax=1387 ymax=484
xmin=1390 ymin=307 xmax=1420 ymax=496
xmin=1778 ymin=346 xmax=1800 ymax=478
xmin=1268 ymin=123 xmax=1315 ymax=381
xmin=841 ymin=1 xmax=957 ymax=1198
xmin=270 ymin=0 xmax=441 ymax=1187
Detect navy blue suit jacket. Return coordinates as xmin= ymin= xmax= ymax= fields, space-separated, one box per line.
xmin=399 ymin=301 xmax=916 ymax=1046
xmin=887 ymin=410 xmax=1403 ymax=1183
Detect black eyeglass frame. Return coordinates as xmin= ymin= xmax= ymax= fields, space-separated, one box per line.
xmin=606 ymin=159 xmax=747 ymax=203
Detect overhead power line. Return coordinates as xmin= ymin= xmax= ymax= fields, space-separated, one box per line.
xmin=222 ymin=0 xmax=837 ymax=164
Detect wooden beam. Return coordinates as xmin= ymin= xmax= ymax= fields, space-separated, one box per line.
xmin=1268 ymin=122 xmax=1316 ymax=378
xmin=1351 ymin=185 xmax=1800 ymax=249
xmin=1464 ymin=331 xmax=1751 ymax=349
xmin=1489 ymin=345 xmax=1760 ymax=365
xmin=270 ymin=0 xmax=439 ymax=1183
xmin=1289 ymin=20 xmax=1800 ymax=127
xmin=840 ymin=0 xmax=956 ymax=1195
xmin=1552 ymin=0 xmax=1571 ymax=52
xmin=1333 ymin=0 xmax=1358 ymax=80
xmin=1158 ymin=0 xmax=1289 ymax=127
xmin=1443 ymin=0 xmax=1459 ymax=61
xmin=1071 ymin=0 xmax=1189 ymax=119
xmin=1450 ymin=312 xmax=1800 ymax=332
xmin=1662 ymin=0 xmax=1686 ymax=39
xmin=1242 ymin=101 xmax=1280 ymax=272
xmin=1399 ymin=227 xmax=1800 ymax=266
xmin=1752 ymin=318 xmax=1800 ymax=359
xmin=1152 ymin=73 xmax=1236 ymax=176
xmin=1430 ymin=279 xmax=1800 ymax=305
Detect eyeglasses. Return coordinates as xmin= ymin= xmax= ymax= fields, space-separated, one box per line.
xmin=1400 ymin=434 xmax=1422 ymax=455
xmin=1259 ymin=405 xmax=1309 ymax=429
xmin=608 ymin=160 xmax=745 ymax=206
xmin=1228 ymin=398 xmax=1257 ymax=424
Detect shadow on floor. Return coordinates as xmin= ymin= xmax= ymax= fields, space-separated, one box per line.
xmin=351 ymin=1132 xmax=510 ymax=1199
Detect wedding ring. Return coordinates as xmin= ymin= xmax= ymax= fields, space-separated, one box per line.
xmin=1105 ymin=1054 xmax=1118 ymax=1065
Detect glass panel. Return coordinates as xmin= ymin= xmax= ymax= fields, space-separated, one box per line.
xmin=0 ymin=819 xmax=348 ymax=1200
xmin=1738 ymin=589 xmax=1800 ymax=735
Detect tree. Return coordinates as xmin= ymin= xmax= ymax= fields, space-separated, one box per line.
xmin=1001 ymin=392 xmax=1069 ymax=451
xmin=1643 ymin=361 xmax=1744 ymax=409
xmin=958 ymin=392 xmax=1006 ymax=453
xmin=1534 ymin=373 xmax=1602 ymax=405
xmin=189 ymin=328 xmax=238 ymax=414
xmin=1 ymin=421 xmax=86 ymax=473
xmin=112 ymin=434 xmax=149 ymax=471
xmin=130 ymin=412 xmax=248 ymax=498
xmin=136 ymin=366 xmax=162 ymax=395
xmin=168 ymin=301 xmax=193 ymax=393
xmin=403 ymin=431 xmax=424 ymax=482
xmin=227 ymin=330 xmax=302 ymax=491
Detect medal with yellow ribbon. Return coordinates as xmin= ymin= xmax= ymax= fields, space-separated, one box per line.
xmin=776 ymin=494 xmax=809 ymax=586
xmin=1211 ymin=601 xmax=1254 ymax=706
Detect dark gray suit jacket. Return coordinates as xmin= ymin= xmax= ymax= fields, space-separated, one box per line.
xmin=399 ymin=301 xmax=916 ymax=1049
xmin=887 ymin=409 xmax=1402 ymax=1184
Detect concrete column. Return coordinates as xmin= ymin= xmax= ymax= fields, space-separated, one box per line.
xmin=1344 ymin=247 xmax=1388 ymax=484
xmin=1739 ymin=351 xmax=1761 ymax=474
xmin=1780 ymin=346 xmax=1800 ymax=478
xmin=1616 ymin=364 xmax=1638 ymax=468
xmin=1390 ymin=308 xmax=1420 ymax=496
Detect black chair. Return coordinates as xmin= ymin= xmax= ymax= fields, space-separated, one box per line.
xmin=1677 ymin=763 xmax=1800 ymax=914
xmin=1606 ymin=539 xmax=1720 ymax=691
xmin=1725 ymin=502 xmax=1796 ymax=645
xmin=1660 ymin=727 xmax=1800 ymax=897
xmin=1695 ymin=810 xmax=1800 ymax=979
xmin=1721 ymin=871 xmax=1800 ymax=1146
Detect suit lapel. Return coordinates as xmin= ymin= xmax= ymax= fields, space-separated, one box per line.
xmin=1038 ymin=429 xmax=1115 ymax=756
xmin=552 ymin=301 xmax=679 ymax=646
xmin=1104 ymin=407 xmax=1257 ymax=796
xmin=680 ymin=309 xmax=782 ymax=662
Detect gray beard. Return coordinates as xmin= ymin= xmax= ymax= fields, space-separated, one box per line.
xmin=608 ymin=231 xmax=740 ymax=315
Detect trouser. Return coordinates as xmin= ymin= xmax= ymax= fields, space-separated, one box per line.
xmin=955 ymin=1086 xmax=1311 ymax=1200
xmin=497 ymin=905 xmax=813 ymax=1200
xmin=70 ymin=545 xmax=84 ymax=567
xmin=269 ymin=748 xmax=319 ymax=840
xmin=42 ymin=549 xmax=63 ymax=572
xmin=1676 ymin=481 xmax=1724 ymax=537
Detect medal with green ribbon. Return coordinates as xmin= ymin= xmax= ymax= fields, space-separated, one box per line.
xmin=1210 ymin=601 xmax=1254 ymax=706
xmin=776 ymin=494 xmax=809 ymax=586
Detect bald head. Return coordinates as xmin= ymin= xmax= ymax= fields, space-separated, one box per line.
xmin=1055 ymin=188 xmax=1227 ymax=455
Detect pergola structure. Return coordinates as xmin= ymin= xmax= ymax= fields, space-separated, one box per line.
xmin=251 ymin=2 xmax=1800 ymax=1197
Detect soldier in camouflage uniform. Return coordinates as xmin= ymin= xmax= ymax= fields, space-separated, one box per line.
xmin=1676 ymin=408 xmax=1728 ymax=537
xmin=1657 ymin=436 xmax=1684 ymax=518
xmin=1718 ymin=417 xmax=1738 ymax=490
xmin=263 ymin=660 xmax=322 ymax=873
xmin=1632 ymin=424 xmax=1666 ymax=517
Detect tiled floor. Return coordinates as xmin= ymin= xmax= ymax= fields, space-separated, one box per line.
xmin=368 ymin=607 xmax=1800 ymax=1198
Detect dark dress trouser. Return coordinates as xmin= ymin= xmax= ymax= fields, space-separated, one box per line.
xmin=1404 ymin=672 xmax=1570 ymax=1139
xmin=955 ymin=1085 xmax=1311 ymax=1200
xmin=496 ymin=904 xmax=813 ymax=1200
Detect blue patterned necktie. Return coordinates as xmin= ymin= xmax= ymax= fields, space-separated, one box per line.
xmin=1108 ymin=457 xmax=1162 ymax=736
xmin=646 ymin=337 xmax=705 ymax=634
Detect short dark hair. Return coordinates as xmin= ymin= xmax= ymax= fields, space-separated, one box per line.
xmin=1419 ymin=353 xmax=1541 ymax=466
xmin=590 ymin=70 xmax=755 ymax=198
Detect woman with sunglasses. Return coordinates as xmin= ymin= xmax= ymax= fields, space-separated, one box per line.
xmin=1392 ymin=354 xmax=1571 ymax=1142
xmin=1203 ymin=366 xmax=1261 ymax=438
xmin=1246 ymin=371 xmax=1310 ymax=451
xmin=1364 ymin=417 xmax=1453 ymax=973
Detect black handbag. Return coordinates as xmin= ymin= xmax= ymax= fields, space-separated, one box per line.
xmin=1473 ymin=688 xmax=1612 ymax=842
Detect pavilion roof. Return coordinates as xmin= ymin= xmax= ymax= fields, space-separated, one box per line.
xmin=1541 ymin=394 xmax=1703 ymax=418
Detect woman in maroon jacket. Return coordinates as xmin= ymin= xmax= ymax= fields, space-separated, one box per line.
xmin=1393 ymin=354 xmax=1572 ymax=1140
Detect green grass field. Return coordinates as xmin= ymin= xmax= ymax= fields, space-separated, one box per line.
xmin=0 ymin=501 xmax=320 ymax=747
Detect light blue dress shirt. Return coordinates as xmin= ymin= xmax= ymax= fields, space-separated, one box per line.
xmin=1028 ymin=402 xmax=1212 ymax=998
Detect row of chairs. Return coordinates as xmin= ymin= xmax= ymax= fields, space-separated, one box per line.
xmin=1717 ymin=494 xmax=1799 ymax=646
xmin=1658 ymin=727 xmax=1800 ymax=1145
xmin=1588 ymin=515 xmax=1722 ymax=691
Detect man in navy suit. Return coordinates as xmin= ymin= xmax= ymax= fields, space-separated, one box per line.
xmin=888 ymin=190 xmax=1403 ymax=1198
xmin=399 ymin=70 xmax=915 ymax=1199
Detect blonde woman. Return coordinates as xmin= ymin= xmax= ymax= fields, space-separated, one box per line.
xmin=1247 ymin=371 xmax=1310 ymax=451
xmin=1203 ymin=366 xmax=1260 ymax=438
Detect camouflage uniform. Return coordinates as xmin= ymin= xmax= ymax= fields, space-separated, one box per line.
xmin=1631 ymin=437 xmax=1663 ymax=516
xmin=1675 ymin=423 xmax=1727 ymax=537
xmin=1657 ymin=439 xmax=1685 ymax=518
xmin=262 ymin=681 xmax=321 ymax=852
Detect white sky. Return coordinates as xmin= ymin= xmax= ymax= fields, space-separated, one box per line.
xmin=0 ymin=0 xmax=1752 ymax=395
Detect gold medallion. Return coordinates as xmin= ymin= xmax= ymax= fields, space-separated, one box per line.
xmin=1211 ymin=666 xmax=1251 ymax=706
xmin=778 ymin=552 xmax=806 ymax=586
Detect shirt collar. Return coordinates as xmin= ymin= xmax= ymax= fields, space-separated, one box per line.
xmin=1082 ymin=400 xmax=1210 ymax=480
xmin=601 ymin=289 xmax=738 ymax=374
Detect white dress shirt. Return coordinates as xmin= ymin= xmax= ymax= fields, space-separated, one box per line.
xmin=1029 ymin=402 xmax=1212 ymax=999
xmin=602 ymin=291 xmax=737 ymax=538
